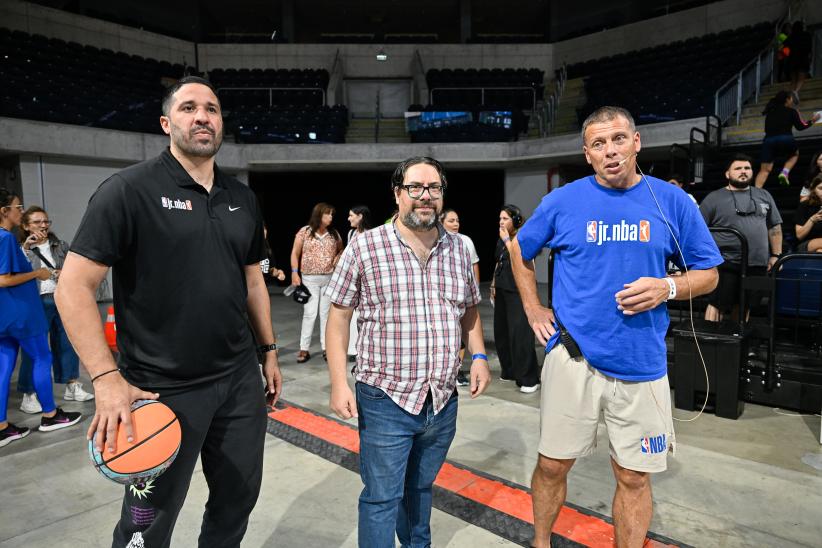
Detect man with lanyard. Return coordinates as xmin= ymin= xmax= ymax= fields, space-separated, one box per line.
xmin=324 ymin=156 xmax=491 ymax=548
xmin=700 ymin=154 xmax=783 ymax=322
xmin=509 ymin=106 xmax=721 ymax=547
xmin=56 ymin=76 xmax=282 ymax=547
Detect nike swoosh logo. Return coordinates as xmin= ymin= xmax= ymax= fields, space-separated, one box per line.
xmin=228 ymin=206 xmax=241 ymax=212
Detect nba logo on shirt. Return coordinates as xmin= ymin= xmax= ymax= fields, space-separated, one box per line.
xmin=639 ymin=220 xmax=650 ymax=242
xmin=586 ymin=221 xmax=597 ymax=242
xmin=185 ymin=200 xmax=192 ymax=210
xmin=161 ymin=197 xmax=169 ymax=208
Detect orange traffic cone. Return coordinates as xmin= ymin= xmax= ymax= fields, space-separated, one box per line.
xmin=104 ymin=305 xmax=118 ymax=353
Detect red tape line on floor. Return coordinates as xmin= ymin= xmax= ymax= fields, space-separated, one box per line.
xmin=269 ymin=405 xmax=677 ymax=548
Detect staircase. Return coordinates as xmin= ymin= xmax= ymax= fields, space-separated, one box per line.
xmin=551 ymin=77 xmax=586 ymax=135
xmin=345 ymin=117 xmax=410 ymax=144
xmin=723 ymin=77 xmax=822 ymax=143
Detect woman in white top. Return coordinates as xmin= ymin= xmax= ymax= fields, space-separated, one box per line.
xmin=440 ymin=208 xmax=480 ymax=387
xmin=17 ymin=206 xmax=94 ymax=411
xmin=440 ymin=208 xmax=480 ymax=282
xmin=345 ymin=206 xmax=373 ymax=361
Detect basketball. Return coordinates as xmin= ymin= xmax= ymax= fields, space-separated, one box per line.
xmin=88 ymin=400 xmax=181 ymax=485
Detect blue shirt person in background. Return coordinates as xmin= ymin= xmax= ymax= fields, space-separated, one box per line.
xmin=509 ymin=107 xmax=721 ymax=548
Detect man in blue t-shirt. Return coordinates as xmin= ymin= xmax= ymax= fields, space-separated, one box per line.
xmin=510 ymin=107 xmax=722 ymax=548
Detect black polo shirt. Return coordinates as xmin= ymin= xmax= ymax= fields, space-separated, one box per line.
xmin=71 ymin=148 xmax=265 ymax=390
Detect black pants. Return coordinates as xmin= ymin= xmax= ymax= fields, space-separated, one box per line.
xmin=494 ymin=288 xmax=540 ymax=387
xmin=112 ymin=362 xmax=267 ymax=548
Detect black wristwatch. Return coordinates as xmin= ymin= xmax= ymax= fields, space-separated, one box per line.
xmin=770 ymin=253 xmax=780 ymax=258
xmin=258 ymin=343 xmax=279 ymax=354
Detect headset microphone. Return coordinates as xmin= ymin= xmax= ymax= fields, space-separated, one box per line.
xmin=618 ymin=152 xmax=637 ymax=166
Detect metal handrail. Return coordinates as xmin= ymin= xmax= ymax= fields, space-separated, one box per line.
xmin=766 ymin=253 xmax=822 ymax=391
xmin=217 ymin=86 xmax=327 ymax=107
xmin=713 ymin=1 xmax=802 ymax=125
xmin=429 ymin=86 xmax=537 ymax=112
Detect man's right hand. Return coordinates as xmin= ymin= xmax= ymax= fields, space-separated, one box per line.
xmin=35 ymin=267 xmax=52 ymax=281
xmin=525 ymin=304 xmax=556 ymax=346
xmin=329 ymin=383 xmax=358 ymax=420
xmin=87 ymin=372 xmax=159 ymax=454
xmin=291 ymin=272 xmax=301 ymax=286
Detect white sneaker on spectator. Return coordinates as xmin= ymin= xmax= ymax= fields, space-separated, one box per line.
xmin=64 ymin=382 xmax=95 ymax=402
xmin=519 ymin=384 xmax=540 ymax=394
xmin=20 ymin=392 xmax=42 ymax=414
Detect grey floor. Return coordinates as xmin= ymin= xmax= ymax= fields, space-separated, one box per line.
xmin=1 ymin=287 xmax=821 ymax=547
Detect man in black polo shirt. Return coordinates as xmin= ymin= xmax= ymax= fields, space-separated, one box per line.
xmin=55 ymin=76 xmax=282 ymax=548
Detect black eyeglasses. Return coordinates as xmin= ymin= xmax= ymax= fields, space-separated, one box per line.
xmin=731 ymin=187 xmax=757 ymax=216
xmin=398 ymin=184 xmax=445 ymax=199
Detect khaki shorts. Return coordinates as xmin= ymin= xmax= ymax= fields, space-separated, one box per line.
xmin=538 ymin=345 xmax=675 ymax=473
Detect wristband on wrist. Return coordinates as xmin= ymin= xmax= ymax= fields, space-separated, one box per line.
xmin=663 ymin=277 xmax=677 ymax=301
xmin=502 ymin=237 xmax=510 ymax=243
xmin=291 ymin=268 xmax=299 ymax=273
xmin=769 ymin=253 xmax=780 ymax=258
xmin=472 ymin=353 xmax=488 ymax=361
xmin=91 ymin=368 xmax=120 ymax=383
xmin=258 ymin=343 xmax=278 ymax=353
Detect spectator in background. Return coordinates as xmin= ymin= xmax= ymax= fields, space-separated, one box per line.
xmin=775 ymin=22 xmax=792 ymax=83
xmin=290 ymin=202 xmax=343 ymax=363
xmin=440 ymin=208 xmax=480 ymax=282
xmin=493 ymin=204 xmax=540 ymax=393
xmin=1 ymin=188 xmax=82 ymax=449
xmin=441 ymin=207 xmax=481 ymax=386
xmin=795 ymin=175 xmax=822 ymax=253
xmin=17 ymin=206 xmax=94 ymax=414
xmin=701 ymin=155 xmax=783 ymax=322
xmin=784 ymin=20 xmax=812 ymax=92
xmin=260 ymin=223 xmax=286 ymax=283
xmin=668 ymin=173 xmax=697 ymax=204
xmin=346 ymin=205 xmax=373 ymax=362
xmin=755 ymin=90 xmax=820 ymax=189
xmin=800 ymin=150 xmax=822 ymax=203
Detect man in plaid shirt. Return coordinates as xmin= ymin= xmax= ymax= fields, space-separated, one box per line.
xmin=325 ymin=156 xmax=491 ymax=548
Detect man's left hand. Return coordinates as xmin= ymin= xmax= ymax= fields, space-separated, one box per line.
xmin=469 ymin=359 xmax=491 ymax=398
xmin=263 ymin=352 xmax=283 ymax=406
xmin=615 ymin=277 xmax=668 ymax=315
xmin=767 ymin=255 xmax=778 ymax=272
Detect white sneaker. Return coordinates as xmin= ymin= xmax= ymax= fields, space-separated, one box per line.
xmin=519 ymin=384 xmax=540 ymax=394
xmin=64 ymin=382 xmax=95 ymax=402
xmin=20 ymin=392 xmax=42 ymax=414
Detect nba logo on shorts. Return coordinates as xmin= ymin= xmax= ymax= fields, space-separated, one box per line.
xmin=639 ymin=220 xmax=650 ymax=242
xmin=586 ymin=221 xmax=597 ymax=242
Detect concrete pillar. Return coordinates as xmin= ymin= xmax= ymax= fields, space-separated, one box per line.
xmin=282 ymin=0 xmax=296 ymax=43
xmin=460 ymin=0 xmax=472 ymax=44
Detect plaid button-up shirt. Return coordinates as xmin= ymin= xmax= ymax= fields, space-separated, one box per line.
xmin=326 ymin=222 xmax=481 ymax=414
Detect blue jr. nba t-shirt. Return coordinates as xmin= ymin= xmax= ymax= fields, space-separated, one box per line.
xmin=517 ymin=175 xmax=722 ymax=381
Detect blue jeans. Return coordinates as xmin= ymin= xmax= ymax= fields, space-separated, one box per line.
xmin=17 ymin=294 xmax=79 ymax=393
xmin=356 ymin=382 xmax=458 ymax=548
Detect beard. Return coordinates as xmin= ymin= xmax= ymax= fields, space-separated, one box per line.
xmin=728 ymin=177 xmax=750 ymax=189
xmin=401 ymin=202 xmax=439 ymax=231
xmin=170 ymin=121 xmax=223 ymax=158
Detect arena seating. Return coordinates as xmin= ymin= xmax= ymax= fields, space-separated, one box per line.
xmin=569 ymin=23 xmax=774 ymax=124
xmin=426 ymin=68 xmax=545 ymax=110
xmin=0 ymin=27 xmax=345 ymax=142
xmin=0 ymin=27 xmax=184 ymax=134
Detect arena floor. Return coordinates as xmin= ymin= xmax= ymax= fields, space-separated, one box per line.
xmin=1 ymin=286 xmax=820 ymax=547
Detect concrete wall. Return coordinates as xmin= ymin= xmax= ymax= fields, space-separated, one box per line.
xmin=504 ymin=167 xmax=551 ymax=283
xmin=18 ymin=155 xmax=128 ymax=246
xmin=199 ymin=43 xmax=553 ymax=77
xmin=1 ymin=0 xmax=195 ymax=64
xmin=552 ymin=0 xmax=785 ymax=67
